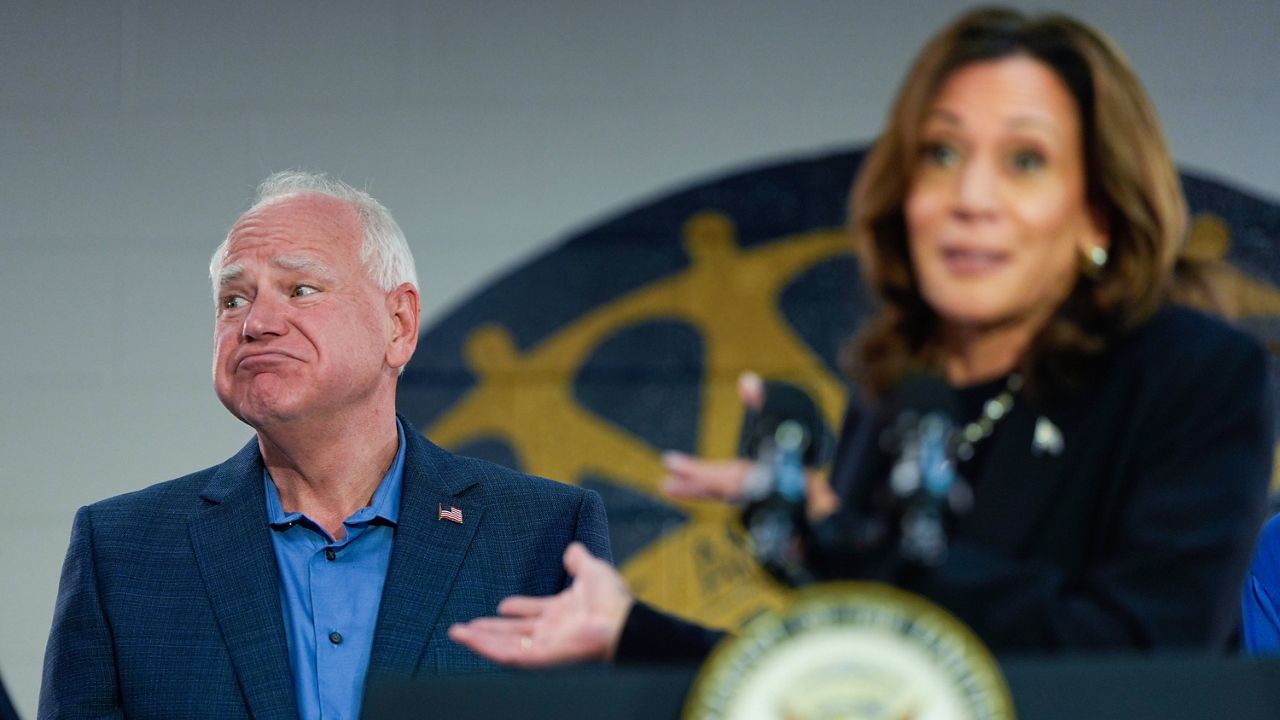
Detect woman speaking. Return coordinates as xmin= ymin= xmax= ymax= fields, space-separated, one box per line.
xmin=449 ymin=6 xmax=1273 ymax=661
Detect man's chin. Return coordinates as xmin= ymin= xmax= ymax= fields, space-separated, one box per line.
xmin=220 ymin=395 xmax=305 ymax=431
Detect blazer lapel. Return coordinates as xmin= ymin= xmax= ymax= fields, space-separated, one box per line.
xmin=369 ymin=424 xmax=485 ymax=676
xmin=189 ymin=440 xmax=298 ymax=720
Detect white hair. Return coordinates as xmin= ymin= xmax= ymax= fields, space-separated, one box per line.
xmin=209 ymin=170 xmax=419 ymax=295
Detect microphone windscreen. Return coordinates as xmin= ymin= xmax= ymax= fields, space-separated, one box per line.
xmin=738 ymin=380 xmax=828 ymax=465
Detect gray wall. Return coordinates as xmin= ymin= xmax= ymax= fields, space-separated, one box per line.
xmin=2 ymin=0 xmax=1276 ymax=714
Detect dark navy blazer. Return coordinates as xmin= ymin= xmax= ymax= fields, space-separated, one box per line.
xmin=819 ymin=306 xmax=1273 ymax=650
xmin=40 ymin=420 xmax=611 ymax=719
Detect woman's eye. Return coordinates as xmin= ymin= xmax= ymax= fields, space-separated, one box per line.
xmin=292 ymin=285 xmax=318 ymax=297
xmin=1009 ymin=149 xmax=1046 ymax=173
xmin=922 ymin=142 xmax=959 ymax=167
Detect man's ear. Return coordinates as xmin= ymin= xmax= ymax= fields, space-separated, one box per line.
xmin=385 ymin=282 xmax=420 ymax=372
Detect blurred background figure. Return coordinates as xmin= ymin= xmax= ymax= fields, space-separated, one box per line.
xmin=450 ymin=6 xmax=1273 ymax=664
xmin=1243 ymin=514 xmax=1280 ymax=653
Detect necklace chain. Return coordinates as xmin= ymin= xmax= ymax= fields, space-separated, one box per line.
xmin=955 ymin=373 xmax=1022 ymax=462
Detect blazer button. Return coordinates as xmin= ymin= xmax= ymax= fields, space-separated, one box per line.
xmin=325 ymin=548 xmax=336 ymax=561
xmin=329 ymin=631 xmax=343 ymax=645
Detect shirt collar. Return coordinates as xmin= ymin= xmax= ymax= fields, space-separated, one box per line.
xmin=263 ymin=418 xmax=406 ymax=529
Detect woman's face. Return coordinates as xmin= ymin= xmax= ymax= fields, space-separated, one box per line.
xmin=905 ymin=55 xmax=1107 ymax=336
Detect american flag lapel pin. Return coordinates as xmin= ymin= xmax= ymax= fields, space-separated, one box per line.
xmin=438 ymin=503 xmax=464 ymax=524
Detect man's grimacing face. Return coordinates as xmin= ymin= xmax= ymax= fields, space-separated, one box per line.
xmin=211 ymin=193 xmax=399 ymax=429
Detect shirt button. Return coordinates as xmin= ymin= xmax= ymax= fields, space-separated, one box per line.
xmin=329 ymin=631 xmax=343 ymax=645
xmin=325 ymin=548 xmax=336 ymax=561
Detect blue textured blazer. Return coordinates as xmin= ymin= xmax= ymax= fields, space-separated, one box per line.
xmin=40 ymin=420 xmax=611 ymax=719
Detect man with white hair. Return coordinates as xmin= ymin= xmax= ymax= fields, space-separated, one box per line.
xmin=40 ymin=172 xmax=611 ymax=720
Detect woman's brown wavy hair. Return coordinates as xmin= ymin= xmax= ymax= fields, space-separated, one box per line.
xmin=848 ymin=6 xmax=1185 ymax=400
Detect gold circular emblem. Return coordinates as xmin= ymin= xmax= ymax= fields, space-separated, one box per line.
xmin=684 ymin=582 xmax=1015 ymax=720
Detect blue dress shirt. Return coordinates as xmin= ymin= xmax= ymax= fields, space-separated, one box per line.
xmin=265 ymin=421 xmax=406 ymax=720
xmin=1243 ymin=512 xmax=1280 ymax=654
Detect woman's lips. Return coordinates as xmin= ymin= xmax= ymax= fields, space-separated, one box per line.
xmin=941 ymin=247 xmax=1009 ymax=275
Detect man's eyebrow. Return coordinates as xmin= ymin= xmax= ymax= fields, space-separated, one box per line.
xmin=215 ymin=256 xmax=339 ymax=291
xmin=273 ymin=255 xmax=339 ymax=281
xmin=216 ymin=263 xmax=244 ymax=288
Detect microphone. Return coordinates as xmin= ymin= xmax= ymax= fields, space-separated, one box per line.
xmin=738 ymin=379 xmax=826 ymax=469
xmin=878 ymin=375 xmax=972 ymax=567
xmin=737 ymin=379 xmax=826 ymax=586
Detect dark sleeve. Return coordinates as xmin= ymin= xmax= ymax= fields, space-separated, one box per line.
xmin=39 ymin=506 xmax=125 ymax=719
xmin=916 ymin=327 xmax=1274 ymax=651
xmin=614 ymin=602 xmax=727 ymax=664
xmin=571 ymin=487 xmax=613 ymax=567
xmin=0 ymin=674 xmax=19 ymax=720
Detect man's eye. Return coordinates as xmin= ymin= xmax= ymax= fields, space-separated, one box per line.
xmin=292 ymin=285 xmax=318 ymax=297
xmin=922 ymin=142 xmax=959 ymax=168
xmin=220 ymin=295 xmax=247 ymax=310
xmin=1009 ymin=149 xmax=1046 ymax=173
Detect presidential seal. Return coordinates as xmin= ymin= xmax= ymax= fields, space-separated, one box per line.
xmin=683 ymin=582 xmax=1014 ymax=720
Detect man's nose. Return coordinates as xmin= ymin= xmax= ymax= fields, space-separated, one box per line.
xmin=242 ymin=293 xmax=289 ymax=339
